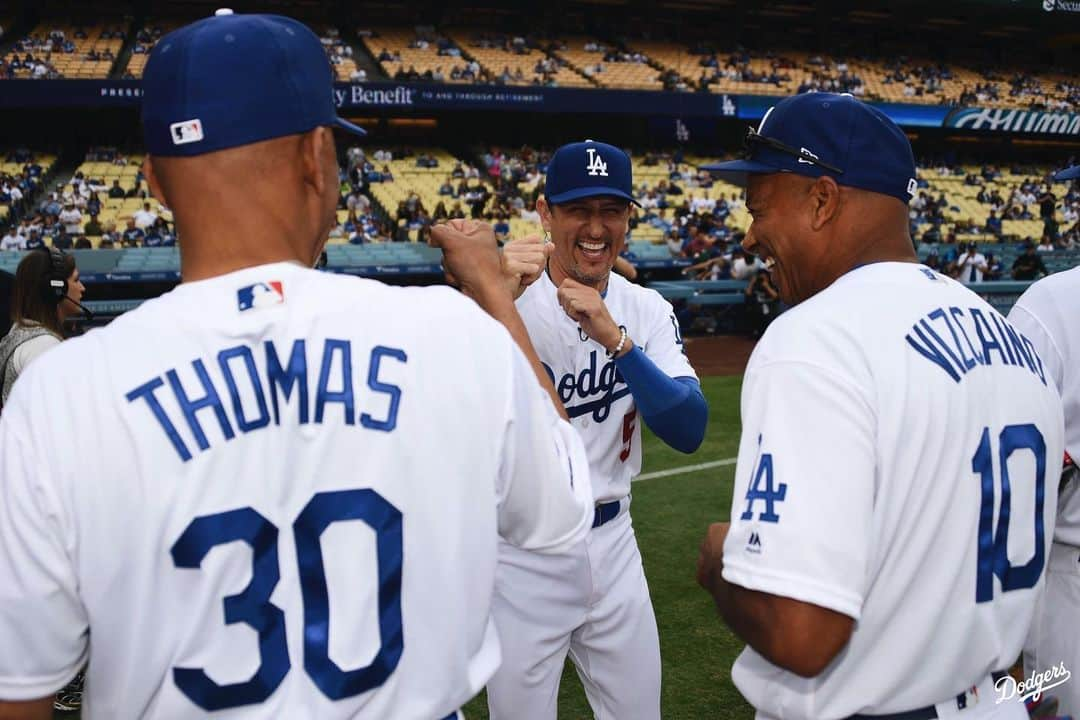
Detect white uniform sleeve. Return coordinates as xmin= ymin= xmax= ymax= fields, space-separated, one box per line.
xmin=722 ymin=360 xmax=875 ymax=620
xmin=495 ymin=343 xmax=594 ymax=553
xmin=641 ymin=292 xmax=697 ymax=381
xmin=0 ymin=384 xmax=88 ymax=699
xmin=1008 ymin=302 xmax=1066 ymax=417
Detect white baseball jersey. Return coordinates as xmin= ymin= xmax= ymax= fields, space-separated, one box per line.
xmin=0 ymin=261 xmax=594 ymax=719
xmin=1009 ymin=266 xmax=1080 ymax=546
xmin=957 ymin=251 xmax=988 ymax=284
xmin=516 ymin=270 xmax=696 ymax=502
xmin=724 ymin=262 xmax=1063 ymax=719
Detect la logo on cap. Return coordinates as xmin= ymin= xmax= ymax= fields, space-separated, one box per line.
xmin=170 ymin=119 xmax=204 ymax=145
xmin=586 ymin=147 xmax=608 ymax=177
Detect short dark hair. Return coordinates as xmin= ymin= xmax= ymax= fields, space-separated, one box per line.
xmin=10 ymin=248 xmax=73 ymax=336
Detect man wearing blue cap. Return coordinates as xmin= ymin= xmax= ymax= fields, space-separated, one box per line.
xmin=0 ymin=12 xmax=597 ymax=720
xmin=1009 ymin=162 xmax=1080 ymax=719
xmin=696 ymin=93 xmax=1061 ymax=719
xmin=490 ymin=140 xmax=708 ymax=720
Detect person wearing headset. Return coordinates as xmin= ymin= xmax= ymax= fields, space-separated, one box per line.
xmin=0 ymin=247 xmax=85 ymax=411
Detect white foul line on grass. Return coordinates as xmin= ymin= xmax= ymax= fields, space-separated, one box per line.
xmin=634 ymin=457 xmax=737 ymax=482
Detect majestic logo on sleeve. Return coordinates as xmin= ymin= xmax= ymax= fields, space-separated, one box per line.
xmin=237 ymin=281 xmax=285 ymax=312
xmin=585 ymin=147 xmax=609 ymax=177
xmin=543 ymin=350 xmax=630 ymax=421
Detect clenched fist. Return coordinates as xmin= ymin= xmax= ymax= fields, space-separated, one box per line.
xmin=696 ymin=522 xmax=730 ymax=595
xmin=556 ymin=278 xmax=632 ymax=356
xmin=429 ymin=220 xmax=507 ymax=302
xmin=501 ymin=234 xmax=553 ymax=300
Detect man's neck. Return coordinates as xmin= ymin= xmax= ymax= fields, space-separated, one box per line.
xmin=547 ymin=256 xmax=609 ymax=294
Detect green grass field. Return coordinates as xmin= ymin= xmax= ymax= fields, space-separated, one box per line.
xmin=462 ymin=375 xmax=756 ymax=720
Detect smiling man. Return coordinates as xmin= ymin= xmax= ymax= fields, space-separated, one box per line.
xmin=697 ymin=93 xmax=1063 ymax=720
xmin=489 ymin=140 xmax=708 ymax=720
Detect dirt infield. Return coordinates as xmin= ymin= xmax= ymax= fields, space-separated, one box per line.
xmin=685 ymin=335 xmax=757 ymax=376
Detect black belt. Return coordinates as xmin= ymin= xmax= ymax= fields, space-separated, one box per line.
xmin=847 ymin=671 xmax=1007 ymax=719
xmin=592 ymin=500 xmax=622 ymax=528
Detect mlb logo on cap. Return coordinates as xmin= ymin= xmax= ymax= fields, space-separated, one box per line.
xmin=170 ymin=119 xmax=204 ymax=146
xmin=237 ymin=281 xmax=284 ymax=312
xmin=141 ymin=12 xmax=366 ymax=158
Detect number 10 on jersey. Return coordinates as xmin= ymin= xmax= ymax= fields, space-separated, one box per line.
xmin=973 ymin=424 xmax=1047 ymax=604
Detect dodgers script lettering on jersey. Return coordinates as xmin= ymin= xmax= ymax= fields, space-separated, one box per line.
xmin=517 ymin=271 xmax=696 ymax=502
xmin=0 ymin=262 xmax=595 ymax=720
xmin=723 ymin=263 xmax=1064 ymax=720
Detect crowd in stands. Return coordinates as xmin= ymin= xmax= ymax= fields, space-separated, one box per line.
xmin=1 ymin=25 xmax=124 ymax=79
xmin=0 ymin=149 xmax=50 ymax=235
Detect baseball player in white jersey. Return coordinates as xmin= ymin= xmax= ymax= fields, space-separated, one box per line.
xmin=698 ymin=93 xmax=1064 ymax=720
xmin=487 ymin=140 xmax=709 ymax=719
xmin=1008 ymin=163 xmax=1080 ymax=719
xmin=0 ymin=14 xmax=594 ymax=720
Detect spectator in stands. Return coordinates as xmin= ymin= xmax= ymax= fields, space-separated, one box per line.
xmin=745 ymin=267 xmax=781 ymax=338
xmin=143 ymin=219 xmax=165 ymax=247
xmin=923 ymin=246 xmax=942 ymax=271
xmin=955 ymin=242 xmax=988 ymax=285
xmin=449 ymin=201 xmax=466 ymax=219
xmin=432 ymin=201 xmax=449 ymax=222
xmin=108 ymin=180 xmax=126 ymax=199
xmin=493 ymin=215 xmax=511 ymax=245
xmin=1 ymin=227 xmax=24 ymax=251
xmin=1038 ymin=185 xmax=1058 ymax=239
xmin=40 ymin=193 xmax=61 ymax=218
xmin=52 ymin=232 xmax=73 ymax=251
xmin=121 ymin=218 xmax=145 ymax=247
xmin=98 ymin=222 xmax=119 ymax=249
xmin=58 ymin=203 xmax=83 ymax=236
xmin=0 ymin=248 xmax=85 ymax=409
xmin=985 ymin=210 xmax=1002 ymax=236
xmin=1011 ymin=242 xmax=1048 ymax=280
xmin=85 ymin=193 xmax=102 ymax=218
xmin=1037 ymin=234 xmax=1055 ymax=252
xmin=439 ymin=177 xmax=455 ymax=196
xmin=133 ymin=201 xmax=158 ymax=230
xmin=74 ymin=237 xmax=92 ymax=250
xmin=983 ymin=252 xmax=1003 ymax=281
xmin=126 ymin=181 xmax=146 ymax=199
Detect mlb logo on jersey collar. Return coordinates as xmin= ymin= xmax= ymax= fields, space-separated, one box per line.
xmin=237 ymin=281 xmax=285 ymax=311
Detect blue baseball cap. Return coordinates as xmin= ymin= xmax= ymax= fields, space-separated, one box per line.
xmin=702 ymin=93 xmax=917 ymax=205
xmin=141 ymin=11 xmax=365 ymax=157
xmin=1053 ymin=166 xmax=1080 ymax=181
xmin=545 ymin=140 xmax=640 ymax=206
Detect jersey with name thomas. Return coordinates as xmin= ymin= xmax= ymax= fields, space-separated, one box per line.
xmin=1009 ymin=265 xmax=1080 ymax=547
xmin=516 ymin=270 xmax=697 ymax=503
xmin=724 ymin=262 xmax=1064 ymax=719
xmin=0 ymin=262 xmax=593 ymax=719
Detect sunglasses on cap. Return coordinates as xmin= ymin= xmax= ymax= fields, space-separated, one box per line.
xmin=744 ymin=126 xmax=844 ymax=176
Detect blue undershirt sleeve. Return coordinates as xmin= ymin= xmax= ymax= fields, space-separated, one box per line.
xmin=613 ymin=345 xmax=707 ymax=453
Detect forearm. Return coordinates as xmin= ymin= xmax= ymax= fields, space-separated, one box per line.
xmin=471 ymin=286 xmax=569 ymax=421
xmin=614 ymin=346 xmax=707 ymax=452
xmin=0 ymin=698 xmax=54 ymax=720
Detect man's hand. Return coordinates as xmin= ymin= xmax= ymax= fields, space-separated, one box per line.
xmin=429 ymin=220 xmax=507 ymax=303
xmin=502 ymin=234 xmax=552 ymax=300
xmin=556 ymin=278 xmax=628 ymax=355
xmin=696 ymin=521 xmax=730 ymax=595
